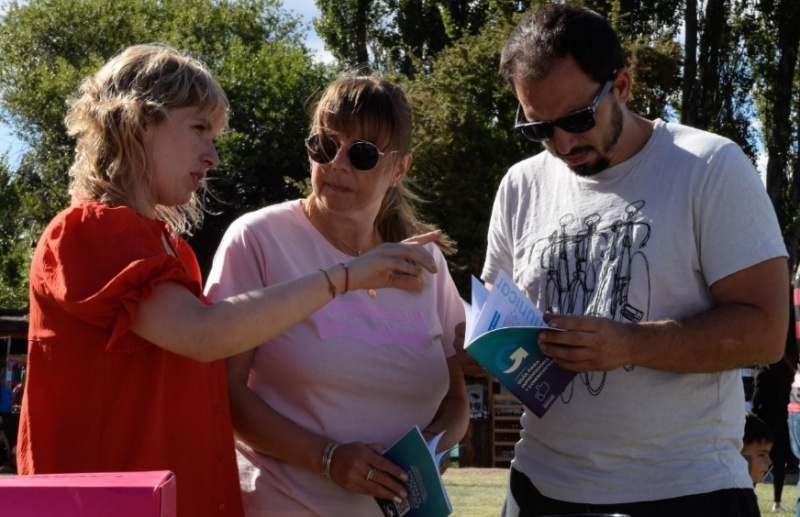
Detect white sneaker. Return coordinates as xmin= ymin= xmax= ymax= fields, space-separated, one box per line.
xmin=772 ymin=503 xmax=786 ymax=513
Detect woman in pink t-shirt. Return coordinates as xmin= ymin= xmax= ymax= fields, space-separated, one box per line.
xmin=206 ymin=76 xmax=470 ymax=515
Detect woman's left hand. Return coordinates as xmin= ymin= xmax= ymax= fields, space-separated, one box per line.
xmin=328 ymin=442 xmax=409 ymax=502
xmin=346 ymin=231 xmax=441 ymax=293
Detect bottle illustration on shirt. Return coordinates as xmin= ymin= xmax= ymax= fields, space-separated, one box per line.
xmin=595 ymin=200 xmax=651 ymax=323
xmin=527 ymin=200 xmax=651 ymax=324
xmin=521 ymin=200 xmax=652 ymax=399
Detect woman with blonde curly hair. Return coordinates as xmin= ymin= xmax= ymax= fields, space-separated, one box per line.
xmin=18 ymin=45 xmax=442 ymax=517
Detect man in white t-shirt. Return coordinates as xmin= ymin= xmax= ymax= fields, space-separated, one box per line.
xmin=486 ymin=4 xmax=789 ymax=517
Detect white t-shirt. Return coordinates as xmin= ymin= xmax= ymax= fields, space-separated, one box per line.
xmin=205 ymin=200 xmax=464 ymax=516
xmin=483 ymin=119 xmax=787 ymax=504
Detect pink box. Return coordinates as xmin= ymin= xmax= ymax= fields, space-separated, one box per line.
xmin=0 ymin=470 xmax=176 ymax=516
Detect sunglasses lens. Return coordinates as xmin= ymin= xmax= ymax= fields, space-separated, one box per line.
xmin=518 ymin=123 xmax=553 ymax=143
xmin=306 ymin=134 xmax=339 ymax=164
xmin=349 ymin=141 xmax=382 ymax=171
xmin=558 ymin=109 xmax=596 ymax=133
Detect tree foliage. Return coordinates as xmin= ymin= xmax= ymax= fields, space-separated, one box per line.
xmin=315 ymin=0 xmax=496 ymax=77
xmin=405 ymin=12 xmax=530 ymax=291
xmin=313 ymin=0 xmax=372 ymax=69
xmin=741 ymin=0 xmax=800 ymax=269
xmin=0 ymin=155 xmax=31 ymax=307
xmin=680 ymin=0 xmax=757 ymax=158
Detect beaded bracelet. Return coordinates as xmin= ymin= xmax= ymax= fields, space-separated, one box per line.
xmin=322 ymin=441 xmax=340 ymax=479
xmin=319 ymin=269 xmax=337 ymax=299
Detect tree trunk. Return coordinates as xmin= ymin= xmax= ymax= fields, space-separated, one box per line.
xmin=682 ymin=0 xmax=698 ymax=126
xmin=355 ymin=0 xmax=371 ymax=66
xmin=763 ymin=0 xmax=800 ymax=271
xmin=696 ymin=0 xmax=725 ymax=129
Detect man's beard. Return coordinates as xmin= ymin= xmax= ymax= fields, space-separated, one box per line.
xmin=561 ymin=101 xmax=623 ymax=177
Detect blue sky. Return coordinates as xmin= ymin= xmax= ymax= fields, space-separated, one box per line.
xmin=0 ymin=0 xmax=327 ymax=167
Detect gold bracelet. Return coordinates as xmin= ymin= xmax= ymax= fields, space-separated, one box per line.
xmin=319 ymin=269 xmax=337 ymax=299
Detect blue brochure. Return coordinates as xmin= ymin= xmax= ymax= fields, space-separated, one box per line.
xmin=464 ymin=271 xmax=574 ymax=418
xmin=375 ymin=426 xmax=452 ymax=517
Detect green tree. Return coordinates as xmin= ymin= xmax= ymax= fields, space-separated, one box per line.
xmin=313 ymin=0 xmax=372 ymax=68
xmin=406 ymin=11 xmax=530 ymax=293
xmin=0 ymin=0 xmax=329 ymax=303
xmin=315 ymin=0 xmax=496 ymax=77
xmin=0 ymin=154 xmax=33 ymax=307
xmin=680 ymin=0 xmax=758 ymax=158
xmin=600 ymin=0 xmax=684 ymax=122
xmin=742 ymin=0 xmax=800 ymax=270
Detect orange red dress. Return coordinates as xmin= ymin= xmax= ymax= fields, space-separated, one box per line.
xmin=18 ymin=202 xmax=243 ymax=517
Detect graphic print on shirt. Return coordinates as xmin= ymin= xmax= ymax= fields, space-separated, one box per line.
xmin=518 ymin=200 xmax=651 ymax=398
xmin=315 ymin=298 xmax=430 ymax=351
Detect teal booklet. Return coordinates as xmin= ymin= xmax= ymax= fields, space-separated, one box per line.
xmin=375 ymin=426 xmax=452 ymax=517
xmin=464 ymin=270 xmax=575 ymax=418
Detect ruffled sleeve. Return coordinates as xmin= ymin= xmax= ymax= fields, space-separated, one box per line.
xmin=33 ymin=203 xmax=203 ymax=352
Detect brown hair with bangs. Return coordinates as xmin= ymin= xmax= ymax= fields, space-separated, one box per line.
xmin=306 ymin=76 xmax=453 ymax=253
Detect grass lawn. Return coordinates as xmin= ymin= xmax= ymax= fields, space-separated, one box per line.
xmin=443 ymin=467 xmax=798 ymax=516
xmin=444 ymin=468 xmax=508 ymax=516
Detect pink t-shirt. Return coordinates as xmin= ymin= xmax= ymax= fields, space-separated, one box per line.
xmin=205 ymin=200 xmax=464 ymax=516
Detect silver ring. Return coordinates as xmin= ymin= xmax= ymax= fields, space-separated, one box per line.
xmin=366 ymin=466 xmax=377 ymax=481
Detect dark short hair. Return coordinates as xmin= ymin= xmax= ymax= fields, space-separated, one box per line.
xmin=500 ymin=3 xmax=625 ymax=86
xmin=744 ymin=413 xmax=774 ymax=445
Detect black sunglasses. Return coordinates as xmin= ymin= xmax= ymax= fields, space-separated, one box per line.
xmin=514 ymin=78 xmax=615 ymax=142
xmin=306 ymin=134 xmax=386 ymax=171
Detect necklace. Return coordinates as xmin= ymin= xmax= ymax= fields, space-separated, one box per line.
xmin=307 ymin=202 xmax=378 ymax=257
xmin=319 ymin=223 xmax=374 ymax=256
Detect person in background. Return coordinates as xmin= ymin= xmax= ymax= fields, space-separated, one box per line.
xmin=487 ymin=4 xmax=788 ymax=516
xmin=0 ymin=415 xmax=10 ymax=468
xmin=17 ymin=45 xmax=441 ymax=517
xmin=752 ymin=356 xmax=794 ymax=512
xmin=787 ymin=266 xmax=800 ymax=517
xmin=11 ymin=375 xmax=23 ymax=409
xmin=205 ymin=75 xmax=470 ymax=515
xmin=743 ymin=412 xmax=775 ymax=486
xmin=0 ymin=376 xmax=13 ymax=417
xmin=0 ymin=379 xmax=12 ymax=462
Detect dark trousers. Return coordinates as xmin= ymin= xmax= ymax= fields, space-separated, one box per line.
xmin=502 ymin=467 xmax=761 ymax=517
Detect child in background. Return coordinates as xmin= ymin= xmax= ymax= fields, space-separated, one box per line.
xmin=743 ymin=412 xmax=775 ymax=486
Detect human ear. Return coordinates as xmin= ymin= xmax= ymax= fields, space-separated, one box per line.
xmin=613 ymin=68 xmax=633 ymax=103
xmin=392 ymin=153 xmax=412 ymax=185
